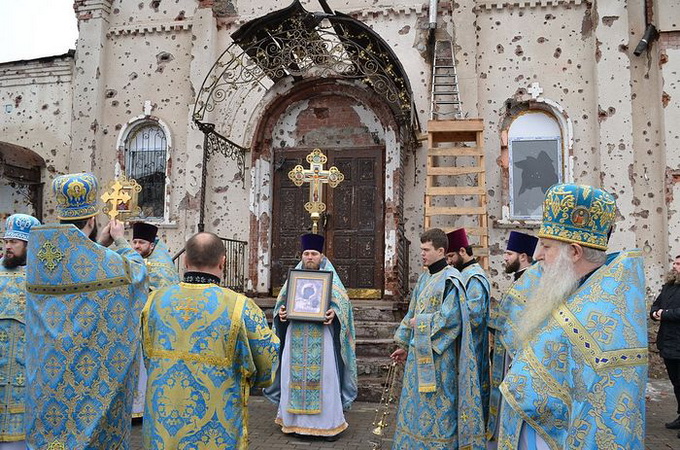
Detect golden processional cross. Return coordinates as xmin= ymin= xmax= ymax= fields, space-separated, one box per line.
xmin=288 ymin=148 xmax=345 ymax=234
xmin=100 ymin=175 xmax=142 ymax=220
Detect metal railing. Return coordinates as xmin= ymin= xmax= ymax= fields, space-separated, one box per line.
xmin=173 ymin=237 xmax=248 ymax=293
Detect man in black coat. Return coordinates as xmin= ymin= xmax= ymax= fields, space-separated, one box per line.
xmin=651 ymin=255 xmax=680 ymax=435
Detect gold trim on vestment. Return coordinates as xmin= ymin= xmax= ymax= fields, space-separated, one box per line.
xmin=499 ymin=381 xmax=560 ymax=449
xmin=143 ymin=285 xmax=247 ymax=369
xmin=393 ymin=425 xmax=457 ymax=444
xmin=27 ymin=260 xmax=132 ymax=295
xmin=275 ymin=417 xmax=348 ymax=436
xmin=523 ymin=346 xmax=572 ymax=409
xmin=553 ymin=305 xmax=648 ymax=372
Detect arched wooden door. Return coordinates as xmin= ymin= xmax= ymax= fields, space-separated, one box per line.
xmin=271 ymin=146 xmax=384 ymax=298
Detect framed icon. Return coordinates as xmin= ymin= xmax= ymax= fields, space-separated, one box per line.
xmin=285 ymin=269 xmax=333 ymax=322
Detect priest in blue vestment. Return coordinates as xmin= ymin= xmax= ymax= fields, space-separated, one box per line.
xmin=497 ymin=183 xmax=647 ymax=449
xmin=446 ymin=227 xmax=491 ymax=421
xmin=391 ymin=228 xmax=485 ymax=449
xmin=129 ymin=221 xmax=180 ymax=418
xmin=24 ymin=173 xmax=148 ymax=449
xmin=264 ymin=233 xmax=357 ymax=439
xmin=142 ymin=232 xmax=279 ymax=448
xmin=487 ymin=231 xmax=538 ymax=448
xmin=131 ymin=222 xmax=179 ymax=291
xmin=0 ymin=213 xmax=40 ymax=449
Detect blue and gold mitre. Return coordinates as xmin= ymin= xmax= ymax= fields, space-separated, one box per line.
xmin=538 ymin=183 xmax=616 ymax=250
xmin=3 ymin=213 xmax=41 ymax=241
xmin=52 ymin=173 xmax=100 ymax=220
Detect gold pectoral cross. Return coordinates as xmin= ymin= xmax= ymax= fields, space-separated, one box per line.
xmin=288 ymin=148 xmax=345 ymax=233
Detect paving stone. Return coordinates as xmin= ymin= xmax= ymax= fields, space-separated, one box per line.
xmin=130 ymin=380 xmax=680 ymax=449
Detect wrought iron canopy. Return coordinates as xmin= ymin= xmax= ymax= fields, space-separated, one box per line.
xmin=192 ymin=0 xmax=418 ymax=143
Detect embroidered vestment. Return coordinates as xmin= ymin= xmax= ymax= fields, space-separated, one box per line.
xmin=392 ymin=265 xmax=485 ymax=449
xmin=141 ymin=282 xmax=279 ymax=449
xmin=0 ymin=262 xmax=28 ymax=442
xmin=497 ymin=251 xmax=647 ymax=449
xmin=263 ymin=258 xmax=357 ymax=436
xmin=24 ymin=225 xmax=148 ymax=449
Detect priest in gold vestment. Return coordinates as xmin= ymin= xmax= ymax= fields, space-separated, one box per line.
xmin=142 ymin=232 xmax=279 ymax=448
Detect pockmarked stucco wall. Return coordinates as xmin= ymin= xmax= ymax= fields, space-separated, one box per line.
xmin=0 ymin=0 xmax=677 ymax=317
xmin=0 ymin=55 xmax=74 ymax=218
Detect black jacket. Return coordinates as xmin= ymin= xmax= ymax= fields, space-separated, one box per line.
xmin=651 ymin=282 xmax=680 ymax=359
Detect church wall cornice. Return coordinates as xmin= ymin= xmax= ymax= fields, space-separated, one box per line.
xmin=475 ymin=0 xmax=588 ymax=10
xmin=0 ymin=59 xmax=73 ymax=88
xmin=107 ymin=20 xmax=193 ymax=37
xmin=224 ymin=4 xmax=434 ymax=26
xmin=75 ymin=0 xmax=113 ymax=20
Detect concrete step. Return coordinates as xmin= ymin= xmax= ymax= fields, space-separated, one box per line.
xmin=355 ymin=321 xmax=399 ymax=339
xmin=357 ymin=375 xmax=404 ymax=403
xmin=356 ymin=338 xmax=395 ymax=358
xmin=353 ymin=302 xmax=403 ymax=322
xmin=356 ymin=356 xmax=397 ymax=377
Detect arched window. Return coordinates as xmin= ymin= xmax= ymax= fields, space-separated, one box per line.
xmin=507 ymin=111 xmax=564 ymax=220
xmin=124 ymin=122 xmax=168 ymax=219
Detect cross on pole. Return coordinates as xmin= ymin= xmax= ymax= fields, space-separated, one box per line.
xmin=100 ymin=175 xmax=142 ymax=221
xmin=288 ymin=148 xmax=345 ymax=234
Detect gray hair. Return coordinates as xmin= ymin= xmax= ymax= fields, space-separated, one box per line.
xmin=582 ymin=246 xmax=607 ymax=265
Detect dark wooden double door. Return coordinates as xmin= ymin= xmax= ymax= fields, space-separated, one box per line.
xmin=271 ymin=147 xmax=384 ymax=298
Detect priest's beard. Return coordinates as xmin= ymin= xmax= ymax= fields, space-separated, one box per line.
xmin=2 ymin=253 xmax=26 ymax=269
xmin=504 ymin=258 xmax=520 ymax=274
xmin=303 ymin=259 xmax=321 ymax=270
xmin=517 ymin=244 xmax=580 ymax=345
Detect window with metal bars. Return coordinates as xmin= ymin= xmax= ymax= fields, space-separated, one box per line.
xmin=124 ymin=122 xmax=167 ymax=220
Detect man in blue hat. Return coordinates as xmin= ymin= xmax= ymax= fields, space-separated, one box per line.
xmin=503 ymin=231 xmax=538 ymax=281
xmin=0 ymin=213 xmax=40 ymax=448
xmin=487 ymin=231 xmax=538 ymax=448
xmin=264 ymin=233 xmax=357 ymax=441
xmin=496 ymin=184 xmax=647 ymax=449
xmin=24 ymin=173 xmax=148 ymax=449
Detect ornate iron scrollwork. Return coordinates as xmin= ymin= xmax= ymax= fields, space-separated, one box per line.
xmin=196 ymin=122 xmax=246 ymax=185
xmin=192 ymin=1 xmax=417 ymax=140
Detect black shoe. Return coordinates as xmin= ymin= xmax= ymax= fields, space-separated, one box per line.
xmin=667 ymin=415 xmax=680 ymax=429
xmin=323 ymin=434 xmax=340 ymax=442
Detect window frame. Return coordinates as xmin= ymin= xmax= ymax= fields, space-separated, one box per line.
xmin=508 ymin=134 xmax=563 ymax=220
xmin=117 ymin=116 xmax=172 ymax=224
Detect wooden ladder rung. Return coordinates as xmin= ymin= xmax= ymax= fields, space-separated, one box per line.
xmin=441 ymin=226 xmax=488 ymax=236
xmin=427 ymin=119 xmax=484 ymax=133
xmin=426 ymin=186 xmax=486 ymax=195
xmin=425 ymin=206 xmax=487 ymax=215
xmin=427 ymin=166 xmax=485 ymax=176
xmin=428 ymin=147 xmax=483 ymax=157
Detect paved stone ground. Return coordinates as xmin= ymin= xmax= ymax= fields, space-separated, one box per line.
xmin=131 ymin=380 xmax=680 ymax=449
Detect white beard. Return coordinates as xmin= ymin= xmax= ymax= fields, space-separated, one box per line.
xmin=517 ymin=244 xmax=580 ymax=345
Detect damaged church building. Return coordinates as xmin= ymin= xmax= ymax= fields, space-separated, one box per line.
xmin=1 ymin=0 xmax=679 ymax=388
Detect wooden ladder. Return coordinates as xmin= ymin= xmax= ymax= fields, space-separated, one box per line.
xmin=424 ymin=119 xmax=489 ymax=269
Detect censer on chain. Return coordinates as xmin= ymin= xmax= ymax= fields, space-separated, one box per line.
xmin=371 ymin=360 xmax=399 ymax=444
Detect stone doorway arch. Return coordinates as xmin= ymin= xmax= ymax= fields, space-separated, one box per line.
xmin=0 ymin=142 xmax=45 ymax=222
xmin=249 ymin=78 xmax=410 ymax=300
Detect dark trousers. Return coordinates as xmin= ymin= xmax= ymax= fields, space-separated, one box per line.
xmin=664 ymin=358 xmax=680 ymax=414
